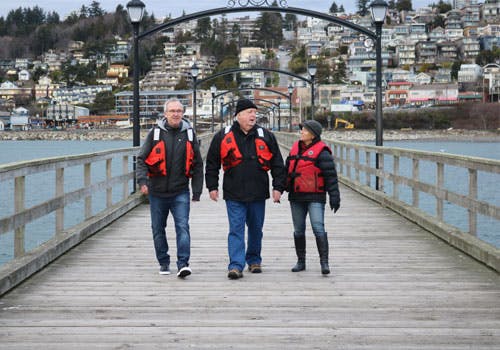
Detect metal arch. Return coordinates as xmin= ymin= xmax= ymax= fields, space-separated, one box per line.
xmin=214 ymin=86 xmax=288 ymax=100
xmin=197 ymin=67 xmax=312 ymax=86
xmin=138 ymin=6 xmax=376 ymax=40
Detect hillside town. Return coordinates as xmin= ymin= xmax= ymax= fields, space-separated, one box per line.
xmin=0 ymin=0 xmax=499 ymax=131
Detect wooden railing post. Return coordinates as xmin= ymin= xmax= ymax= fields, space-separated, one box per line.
xmin=56 ymin=167 xmax=64 ymax=234
xmin=84 ymin=163 xmax=91 ymax=219
xmin=393 ymin=155 xmax=399 ymax=200
xmin=365 ymin=151 xmax=371 ymax=187
xmin=106 ymin=159 xmax=112 ymax=208
xmin=436 ymin=162 xmax=444 ymax=221
xmin=468 ymin=168 xmax=478 ymax=236
xmin=412 ymin=158 xmax=419 ymax=208
xmin=123 ymin=155 xmax=129 ymax=199
xmin=14 ymin=176 xmax=25 ymax=257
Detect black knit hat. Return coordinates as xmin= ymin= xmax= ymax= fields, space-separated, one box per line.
xmin=234 ymin=99 xmax=257 ymax=116
xmin=300 ymin=120 xmax=322 ymax=139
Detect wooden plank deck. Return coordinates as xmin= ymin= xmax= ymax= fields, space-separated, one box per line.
xmin=0 ymin=185 xmax=499 ymax=349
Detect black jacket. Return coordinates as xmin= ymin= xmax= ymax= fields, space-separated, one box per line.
xmin=286 ymin=139 xmax=340 ymax=209
xmin=136 ymin=118 xmax=203 ymax=200
xmin=205 ymin=122 xmax=286 ymax=202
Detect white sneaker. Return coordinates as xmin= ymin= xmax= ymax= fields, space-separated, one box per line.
xmin=159 ymin=265 xmax=171 ymax=275
xmin=177 ymin=266 xmax=192 ymax=278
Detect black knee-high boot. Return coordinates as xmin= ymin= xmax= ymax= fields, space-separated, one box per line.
xmin=291 ymin=235 xmax=306 ymax=272
xmin=315 ymin=234 xmax=330 ymax=275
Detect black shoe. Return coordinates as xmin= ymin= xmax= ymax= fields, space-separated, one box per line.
xmin=159 ymin=265 xmax=171 ymax=275
xmin=228 ymin=269 xmax=243 ymax=279
xmin=177 ymin=266 xmax=192 ymax=278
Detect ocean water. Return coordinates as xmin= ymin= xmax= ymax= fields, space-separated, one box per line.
xmin=0 ymin=139 xmax=498 ymax=266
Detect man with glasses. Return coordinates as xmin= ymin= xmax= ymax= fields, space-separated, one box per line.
xmin=136 ymin=98 xmax=203 ymax=278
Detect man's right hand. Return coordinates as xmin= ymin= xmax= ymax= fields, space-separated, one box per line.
xmin=140 ymin=184 xmax=149 ymax=195
xmin=209 ymin=190 xmax=219 ymax=202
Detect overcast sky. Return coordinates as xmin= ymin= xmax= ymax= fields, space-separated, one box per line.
xmin=0 ymin=0 xmax=436 ymax=19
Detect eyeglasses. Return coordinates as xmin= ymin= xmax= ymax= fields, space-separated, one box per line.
xmin=167 ymin=109 xmax=183 ymax=114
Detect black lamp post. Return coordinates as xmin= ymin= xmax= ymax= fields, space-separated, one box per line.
xmin=308 ymin=64 xmax=317 ymax=120
xmin=210 ymin=85 xmax=216 ymax=132
xmin=191 ymin=63 xmax=199 ymax=131
xmin=219 ymin=97 xmax=224 ymax=129
xmin=370 ymin=0 xmax=388 ymax=190
xmin=277 ymin=97 xmax=282 ymax=131
xmin=288 ymin=83 xmax=293 ymax=132
xmin=126 ymin=0 xmax=145 ymax=193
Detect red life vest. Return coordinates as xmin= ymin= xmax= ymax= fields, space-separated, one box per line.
xmin=145 ymin=127 xmax=195 ymax=178
xmin=287 ymin=141 xmax=331 ymax=193
xmin=220 ymin=126 xmax=273 ymax=172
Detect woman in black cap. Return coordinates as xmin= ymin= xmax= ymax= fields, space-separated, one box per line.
xmin=285 ymin=120 xmax=340 ymax=275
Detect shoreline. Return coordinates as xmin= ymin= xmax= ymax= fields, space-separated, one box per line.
xmin=0 ymin=128 xmax=498 ymax=142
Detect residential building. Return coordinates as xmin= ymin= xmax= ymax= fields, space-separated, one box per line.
xmin=106 ymin=64 xmax=129 ymax=79
xmin=115 ymin=90 xmax=193 ymax=119
xmin=34 ymin=76 xmax=60 ymax=100
xmin=416 ymin=40 xmax=438 ymax=64
xmin=46 ymin=103 xmax=89 ymax=121
xmin=482 ymin=0 xmax=500 ymax=23
xmin=458 ymin=63 xmax=483 ymax=83
xmin=52 ymin=85 xmax=112 ymax=105
xmin=108 ymin=40 xmax=130 ymax=64
xmin=408 ymin=83 xmax=459 ymax=105
xmin=397 ymin=39 xmax=417 ymax=66
xmin=0 ymin=81 xmax=32 ymax=102
xmin=386 ymin=81 xmax=412 ymax=106
xmin=437 ymin=41 xmax=459 ymax=63
xmin=458 ymin=37 xmax=481 ymax=62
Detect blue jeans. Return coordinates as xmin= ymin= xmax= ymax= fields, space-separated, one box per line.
xmin=149 ymin=191 xmax=191 ymax=270
xmin=225 ymin=200 xmax=266 ymax=271
xmin=290 ymin=201 xmax=326 ymax=239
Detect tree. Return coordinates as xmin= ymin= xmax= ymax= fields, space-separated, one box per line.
xmin=253 ymin=6 xmax=283 ymax=48
xmin=432 ymin=0 xmax=452 ymax=13
xmin=357 ymin=0 xmax=370 ymax=16
xmin=396 ymin=0 xmax=413 ymax=12
xmin=92 ymin=91 xmax=114 ymax=114
xmin=451 ymin=60 xmax=462 ymax=81
xmin=195 ymin=17 xmax=212 ymax=41
xmin=476 ymin=48 xmax=500 ymax=66
xmin=288 ymin=45 xmax=307 ymax=74
xmin=330 ymin=2 xmax=339 ymax=13
xmin=88 ymin=1 xmax=105 ymax=17
xmin=284 ymin=14 xmax=297 ymax=31
xmin=175 ymin=76 xmax=188 ymax=90
xmin=339 ymin=5 xmax=345 ymax=12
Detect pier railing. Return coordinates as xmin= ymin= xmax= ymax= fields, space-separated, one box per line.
xmin=276 ymin=133 xmax=500 ymax=272
xmin=0 ymin=133 xmax=213 ymax=295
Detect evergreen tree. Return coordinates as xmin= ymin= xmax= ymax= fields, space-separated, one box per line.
xmin=253 ymin=10 xmax=283 ymax=48
xmin=284 ymin=14 xmax=297 ymax=31
xmin=195 ymin=17 xmax=212 ymax=41
xmin=330 ymin=2 xmax=339 ymax=13
xmin=339 ymin=5 xmax=345 ymax=12
xmin=432 ymin=0 xmax=452 ymax=13
xmin=396 ymin=0 xmax=413 ymax=11
xmin=357 ymin=0 xmax=370 ymax=16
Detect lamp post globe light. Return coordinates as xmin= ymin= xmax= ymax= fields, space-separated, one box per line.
xmin=288 ymin=83 xmax=293 ymax=131
xmin=370 ymin=0 xmax=388 ymax=190
xmin=191 ymin=63 xmax=200 ymax=131
xmin=210 ymin=85 xmax=217 ymax=132
xmin=126 ymin=0 xmax=145 ymax=193
xmin=308 ymin=64 xmax=317 ymax=120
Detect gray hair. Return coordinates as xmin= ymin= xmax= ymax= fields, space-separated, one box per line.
xmin=163 ymin=98 xmax=184 ymax=113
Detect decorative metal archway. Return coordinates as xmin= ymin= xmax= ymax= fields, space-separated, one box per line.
xmin=130 ymin=0 xmax=386 ymax=189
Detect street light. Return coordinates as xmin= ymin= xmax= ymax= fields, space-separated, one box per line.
xmin=210 ymin=85 xmax=216 ymax=132
xmin=126 ymin=0 xmax=145 ymax=193
xmin=288 ymin=83 xmax=293 ymax=131
xmin=219 ymin=97 xmax=224 ymax=129
xmin=308 ymin=64 xmax=317 ymax=120
xmin=370 ymin=0 xmax=388 ymax=190
xmin=277 ymin=97 xmax=282 ymax=131
xmin=191 ymin=63 xmax=199 ymax=131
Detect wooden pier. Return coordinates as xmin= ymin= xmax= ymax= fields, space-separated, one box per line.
xmin=1 ymin=183 xmax=499 ymax=349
